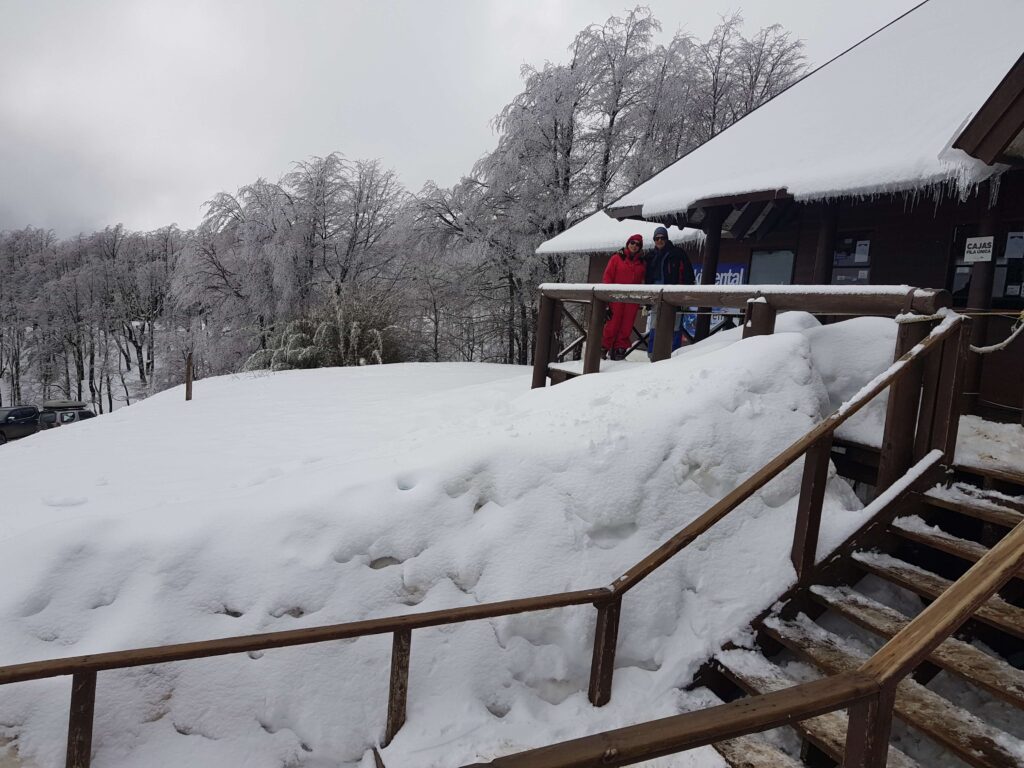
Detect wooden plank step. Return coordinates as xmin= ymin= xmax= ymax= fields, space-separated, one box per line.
xmin=921 ymin=487 xmax=1024 ymax=528
xmin=851 ymin=551 xmax=1024 ymax=640
xmin=809 ymin=584 xmax=1024 ymax=708
xmin=716 ymin=649 xmax=919 ymax=768
xmin=687 ymin=687 xmax=807 ymax=767
xmin=956 ymin=461 xmax=1024 ymax=490
xmin=712 ymin=732 xmax=805 ymax=767
xmin=763 ymin=616 xmax=1024 ymax=768
xmin=890 ymin=516 xmax=1024 ymax=579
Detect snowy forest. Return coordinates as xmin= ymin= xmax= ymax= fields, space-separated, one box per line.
xmin=0 ymin=8 xmax=806 ymax=410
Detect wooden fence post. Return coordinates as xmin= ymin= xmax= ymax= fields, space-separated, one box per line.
xmin=66 ymin=671 xmax=96 ymax=768
xmin=383 ymin=629 xmax=411 ymax=747
xmin=742 ymin=299 xmax=776 ymax=339
xmin=532 ymin=295 xmax=557 ymax=389
xmin=927 ymin=318 xmax=971 ymax=464
xmin=791 ymin=433 xmax=832 ymax=583
xmin=185 ymin=352 xmax=194 ymax=402
xmin=843 ymin=684 xmax=896 ymax=768
xmin=875 ymin=319 xmax=931 ymax=494
xmin=588 ymin=596 xmax=622 ymax=706
xmin=652 ymin=298 xmax=676 ymax=362
xmin=584 ymin=297 xmax=608 ymax=374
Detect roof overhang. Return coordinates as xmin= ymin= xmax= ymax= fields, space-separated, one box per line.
xmin=953 ymin=52 xmax=1024 ymax=166
xmin=607 ymin=188 xmax=793 ymax=238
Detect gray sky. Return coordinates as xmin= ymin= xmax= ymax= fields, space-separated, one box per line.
xmin=0 ymin=0 xmax=921 ymax=236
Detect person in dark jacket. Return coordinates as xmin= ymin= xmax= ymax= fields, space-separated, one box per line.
xmin=645 ymin=226 xmax=695 ymax=285
xmin=601 ymin=234 xmax=647 ymax=359
xmin=645 ymin=226 xmax=696 ymax=356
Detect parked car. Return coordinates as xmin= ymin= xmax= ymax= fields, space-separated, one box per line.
xmin=0 ymin=405 xmax=40 ymax=444
xmin=37 ymin=401 xmax=96 ymax=431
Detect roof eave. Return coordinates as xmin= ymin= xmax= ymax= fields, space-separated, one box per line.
xmin=953 ymin=52 xmax=1024 ymax=165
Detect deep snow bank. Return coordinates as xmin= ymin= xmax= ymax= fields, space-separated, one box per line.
xmin=0 ymin=320 xmax=897 ymax=767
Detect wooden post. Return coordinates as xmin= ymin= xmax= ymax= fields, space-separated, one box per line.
xmin=584 ymin=297 xmax=608 ymax=374
xmin=588 ymin=597 xmax=622 ymax=707
xmin=843 ymin=684 xmax=896 ymax=768
xmin=531 ymin=295 xmax=557 ymax=389
xmin=912 ymin=340 xmax=943 ymax=462
xmin=931 ymin=318 xmax=972 ymax=463
xmin=791 ymin=433 xmax=832 ymax=583
xmin=66 ymin=671 xmax=96 ymax=768
xmin=875 ymin=319 xmax=931 ymax=495
xmin=695 ymin=207 xmax=727 ymax=341
xmin=963 ymin=194 xmax=999 ymax=413
xmin=742 ymin=299 xmax=776 ymax=339
xmin=652 ymin=298 xmax=676 ymax=362
xmin=812 ymin=201 xmax=839 ymax=285
xmin=185 ymin=352 xmax=194 ymax=402
xmin=383 ymin=629 xmax=411 ymax=747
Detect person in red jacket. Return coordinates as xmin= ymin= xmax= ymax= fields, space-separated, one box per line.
xmin=601 ymin=234 xmax=647 ymax=360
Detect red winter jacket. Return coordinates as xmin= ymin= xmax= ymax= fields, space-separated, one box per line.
xmin=602 ymin=250 xmax=646 ymax=285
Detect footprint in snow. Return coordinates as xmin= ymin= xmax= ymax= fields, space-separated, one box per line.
xmin=42 ymin=496 xmax=88 ymax=507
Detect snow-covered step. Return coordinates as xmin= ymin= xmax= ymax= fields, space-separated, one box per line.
xmin=956 ymin=461 xmax=1024 ymax=491
xmin=851 ymin=551 xmax=1024 ymax=640
xmin=763 ymin=616 xmax=1024 ymax=768
xmin=809 ymin=585 xmax=1024 ymax=708
xmin=922 ymin=486 xmax=1024 ymax=529
xmin=716 ymin=649 xmax=920 ymax=768
xmin=712 ymin=733 xmax=805 ymax=768
xmin=890 ymin=516 xmax=1024 ymax=580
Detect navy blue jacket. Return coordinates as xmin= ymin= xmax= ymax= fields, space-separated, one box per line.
xmin=645 ymin=243 xmax=696 ymax=285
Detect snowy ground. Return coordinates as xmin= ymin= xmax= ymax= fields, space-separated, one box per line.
xmin=0 ymin=316 xmax=934 ymax=767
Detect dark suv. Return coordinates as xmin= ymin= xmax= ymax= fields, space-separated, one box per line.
xmin=0 ymin=405 xmax=40 ymax=444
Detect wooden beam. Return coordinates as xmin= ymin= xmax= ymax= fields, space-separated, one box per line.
xmin=588 ymin=597 xmax=622 ymax=707
xmin=742 ymin=299 xmax=776 ymax=338
xmin=695 ymin=207 xmax=728 ymax=341
xmin=383 ymin=629 xmax=411 ymax=746
xmin=811 ymin=202 xmax=838 ymax=285
xmin=751 ymin=200 xmax=790 ymax=241
xmin=531 ymin=295 xmax=557 ymax=389
xmin=66 ymin=671 xmax=96 ymax=768
xmin=724 ymin=201 xmax=768 ymax=240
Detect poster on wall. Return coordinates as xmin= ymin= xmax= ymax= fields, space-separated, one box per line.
xmin=682 ymin=264 xmax=747 ymax=337
xmin=1006 ymin=232 xmax=1024 ymax=260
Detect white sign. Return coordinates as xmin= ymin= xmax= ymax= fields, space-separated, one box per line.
xmin=964 ymin=236 xmax=994 ymax=263
xmin=854 ymin=240 xmax=870 ymax=263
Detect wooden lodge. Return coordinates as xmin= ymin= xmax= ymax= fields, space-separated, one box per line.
xmin=540 ymin=0 xmax=1024 ymax=420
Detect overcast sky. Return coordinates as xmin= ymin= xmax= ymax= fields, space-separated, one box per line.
xmin=0 ymin=0 xmax=921 ymax=236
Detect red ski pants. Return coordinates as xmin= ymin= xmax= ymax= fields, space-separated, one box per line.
xmin=602 ymin=302 xmax=640 ymax=351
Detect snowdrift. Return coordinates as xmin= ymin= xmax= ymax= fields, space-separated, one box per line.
xmin=0 ymin=315 xmax=897 ymax=767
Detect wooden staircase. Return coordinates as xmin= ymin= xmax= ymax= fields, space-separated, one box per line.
xmin=707 ymin=462 xmax=1024 ymax=767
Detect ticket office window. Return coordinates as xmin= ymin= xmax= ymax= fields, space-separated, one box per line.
xmin=831 ymin=235 xmax=872 ymax=285
xmin=749 ymin=249 xmax=795 ymax=284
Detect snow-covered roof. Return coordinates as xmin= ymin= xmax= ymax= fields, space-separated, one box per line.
xmin=535 ymin=211 xmax=702 ymax=255
xmin=609 ymin=0 xmax=1024 ymax=222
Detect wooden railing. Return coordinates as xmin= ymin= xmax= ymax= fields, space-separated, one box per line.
xmin=532 ymin=283 xmax=951 ymax=388
xmin=464 ymin=514 xmax=1024 ymax=768
xmin=0 ymin=310 xmax=966 ymax=768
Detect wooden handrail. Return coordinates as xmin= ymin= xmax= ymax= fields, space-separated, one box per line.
xmin=538 ymin=283 xmax=950 ymax=315
xmin=611 ymin=316 xmax=963 ymax=595
xmin=861 ymin=518 xmax=1024 ymax=686
xmin=469 ymin=516 xmax=1024 ymax=768
xmin=463 ymin=671 xmax=878 ymax=768
xmin=0 ymin=587 xmax=611 ymax=685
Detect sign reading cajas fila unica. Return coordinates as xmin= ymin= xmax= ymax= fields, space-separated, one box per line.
xmin=964 ymin=236 xmax=994 ymax=263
